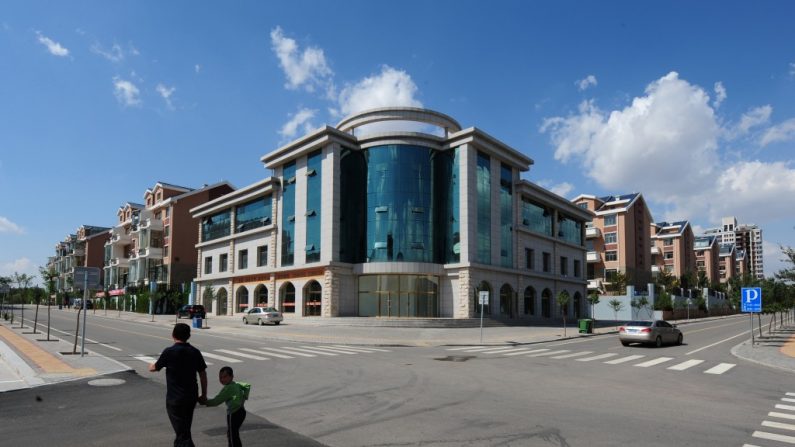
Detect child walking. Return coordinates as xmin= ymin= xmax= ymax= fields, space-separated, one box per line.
xmin=202 ymin=366 xmax=251 ymax=447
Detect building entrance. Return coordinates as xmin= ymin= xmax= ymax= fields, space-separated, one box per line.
xmin=358 ymin=274 xmax=439 ymax=317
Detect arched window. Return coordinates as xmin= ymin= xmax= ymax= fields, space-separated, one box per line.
xmin=281 ymin=282 xmax=295 ymax=313
xmin=541 ymin=288 xmax=552 ymax=318
xmin=217 ymin=288 xmax=228 ymax=316
xmin=304 ymin=281 xmax=322 ymax=316
xmin=500 ymin=284 xmax=513 ymax=316
xmin=474 ymin=281 xmax=492 ymax=315
xmin=236 ymin=286 xmax=249 ymax=313
xmin=255 ymin=284 xmax=268 ymax=306
xmin=524 ymin=286 xmax=536 ymax=315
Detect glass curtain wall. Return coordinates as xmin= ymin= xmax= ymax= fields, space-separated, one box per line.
xmin=500 ymin=164 xmax=513 ymax=268
xmin=339 ymin=148 xmax=367 ymax=263
xmin=557 ymin=214 xmax=583 ymax=245
xmin=281 ymin=162 xmax=296 ymax=266
xmin=357 ymin=274 xmax=439 ymax=317
xmin=521 ymin=199 xmax=553 ymax=236
xmin=202 ymin=211 xmax=231 ymax=242
xmin=443 ymin=148 xmax=460 ymax=263
xmin=305 ymin=150 xmax=322 ymax=263
xmin=476 ymin=152 xmax=491 ymax=264
xmin=235 ymin=196 xmax=272 ymax=233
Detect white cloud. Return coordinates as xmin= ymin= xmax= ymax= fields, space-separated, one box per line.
xmin=576 ymin=75 xmax=598 ymax=91
xmin=113 ymin=77 xmax=141 ymax=107
xmin=279 ymin=108 xmax=317 ymax=140
xmin=195 ymin=64 xmax=201 ymax=74
xmin=156 ymin=83 xmax=176 ymax=109
xmin=91 ymin=42 xmax=124 ymax=62
xmin=548 ymin=182 xmax=574 ymax=198
xmin=764 ymin=240 xmax=788 ymax=278
xmin=270 ymin=26 xmax=333 ymax=92
xmin=760 ymin=118 xmax=795 ymax=147
xmin=0 ymin=216 xmax=24 ymax=234
xmin=712 ymin=81 xmax=727 ymax=108
xmin=336 ymin=65 xmax=422 ymax=117
xmin=129 ymin=43 xmax=140 ymax=56
xmin=35 ymin=31 xmax=69 ymax=57
xmin=542 ymin=72 xmax=720 ymax=199
xmin=0 ymin=257 xmax=36 ymax=278
xmin=724 ymin=105 xmax=772 ymax=140
xmin=790 ymin=62 xmax=795 ymax=78
xmin=711 ymin=161 xmax=795 ymax=220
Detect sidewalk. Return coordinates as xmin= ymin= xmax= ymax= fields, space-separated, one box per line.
xmin=1 ymin=308 xmax=794 ymax=393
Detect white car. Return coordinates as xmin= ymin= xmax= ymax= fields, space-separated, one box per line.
xmin=242 ymin=307 xmax=283 ymax=325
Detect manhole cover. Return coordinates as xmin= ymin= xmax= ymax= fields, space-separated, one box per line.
xmin=434 ymin=355 xmax=475 ymax=362
xmin=87 ymin=378 xmax=126 ymax=387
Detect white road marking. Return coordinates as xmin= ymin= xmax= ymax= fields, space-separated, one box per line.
xmin=300 ymin=346 xmax=357 ymax=355
xmin=216 ymin=349 xmax=270 ymax=360
xmin=576 ymin=353 xmax=618 ymax=362
xmin=703 ymin=363 xmax=735 ymax=375
xmin=634 ymin=357 xmax=674 ymax=368
xmin=202 ymin=352 xmax=243 ymax=363
xmin=783 ymin=397 xmax=795 ymax=403
xmin=777 ymin=404 xmax=795 ymax=412
xmin=316 ymin=345 xmax=372 ymax=353
xmin=667 ymin=359 xmax=704 ymax=371
xmin=240 ymin=348 xmax=293 ymax=359
xmin=769 ymin=412 xmax=795 ymax=421
xmin=787 ymin=392 xmax=795 ymax=397
xmin=604 ymin=355 xmax=645 ymax=365
xmin=527 ymin=350 xmax=570 ymax=358
xmin=330 ymin=345 xmax=391 ymax=352
xmin=752 ymin=430 xmax=795 ymax=444
xmin=478 ymin=347 xmax=531 ymax=354
xmin=685 ymin=332 xmax=749 ymax=355
xmin=134 ymin=355 xmax=158 ymax=364
xmin=447 ymin=346 xmax=503 ymax=352
xmin=762 ymin=420 xmax=795 ymax=431
xmin=284 ymin=347 xmax=337 ymax=356
xmin=503 ymin=349 xmax=549 ymax=356
xmin=551 ymin=351 xmax=593 ymax=359
xmin=260 ymin=347 xmax=316 ymax=357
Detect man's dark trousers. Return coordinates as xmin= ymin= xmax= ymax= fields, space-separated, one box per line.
xmin=167 ymin=401 xmax=196 ymax=447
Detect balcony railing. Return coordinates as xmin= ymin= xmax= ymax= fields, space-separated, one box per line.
xmin=586 ymin=251 xmax=601 ymax=262
xmin=587 ymin=279 xmax=603 ymax=290
xmin=139 ymin=218 xmax=164 ymax=231
xmin=651 ymin=265 xmax=661 ymax=273
xmin=650 ymin=246 xmax=660 ymax=255
xmin=138 ymin=247 xmax=164 ymax=259
xmin=585 ymin=227 xmax=601 ymax=239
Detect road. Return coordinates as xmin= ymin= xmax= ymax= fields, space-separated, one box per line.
xmin=5 ymin=309 xmax=794 ymax=447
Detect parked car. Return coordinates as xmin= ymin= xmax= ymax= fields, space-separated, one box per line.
xmin=177 ymin=304 xmax=206 ymax=319
xmin=73 ymin=299 xmax=93 ymax=309
xmin=242 ymin=307 xmax=283 ymax=326
xmin=619 ymin=320 xmax=682 ymax=347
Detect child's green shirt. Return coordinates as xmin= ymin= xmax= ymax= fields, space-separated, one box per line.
xmin=206 ymin=381 xmax=250 ymax=414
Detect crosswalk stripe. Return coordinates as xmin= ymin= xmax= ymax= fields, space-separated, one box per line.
xmin=576 ymin=353 xmax=618 ymax=362
xmin=317 ymin=345 xmax=374 ymax=354
xmin=527 ymin=350 xmax=570 ymax=357
xmin=134 ymin=355 xmax=157 ymax=364
xmin=604 ymin=355 xmax=645 ymax=365
xmin=330 ymin=345 xmax=391 ymax=352
xmin=667 ymin=359 xmax=704 ymax=371
xmin=284 ymin=347 xmax=337 ymax=356
xmin=762 ymin=420 xmax=795 ymax=431
xmin=777 ymin=405 xmax=795 ymax=412
xmin=448 ymin=346 xmax=502 ymax=352
xmin=240 ymin=348 xmax=293 ymax=359
xmin=301 ymin=346 xmax=357 ymax=354
xmin=704 ymin=363 xmax=735 ymax=375
xmin=742 ymin=444 xmax=763 ymax=447
xmin=783 ymin=398 xmax=795 ymax=403
xmin=216 ymin=349 xmax=269 ymax=360
xmin=260 ymin=347 xmax=316 ymax=357
xmin=634 ymin=357 xmax=673 ymax=368
xmin=446 ymin=346 xmax=486 ymax=351
xmin=787 ymin=392 xmax=795 ymax=397
xmin=202 ymin=352 xmax=243 ymax=363
xmin=552 ymin=351 xmax=593 ymax=359
xmin=752 ymin=430 xmax=795 ymax=444
xmin=479 ymin=347 xmax=529 ymax=354
xmin=770 ymin=412 xmax=795 ymax=421
xmin=503 ymin=349 xmax=549 ymax=356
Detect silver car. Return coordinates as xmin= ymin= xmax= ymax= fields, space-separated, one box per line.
xmin=242 ymin=307 xmax=283 ymax=326
xmin=619 ymin=320 xmax=682 ymax=347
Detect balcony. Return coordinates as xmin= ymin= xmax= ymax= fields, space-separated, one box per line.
xmin=587 ymin=279 xmax=603 ymax=290
xmin=586 ymin=251 xmax=601 ymax=263
xmin=652 ymin=265 xmax=661 ymax=273
xmin=585 ymin=227 xmax=602 ymax=239
xmin=138 ymin=247 xmax=164 ymax=259
xmin=650 ymin=246 xmax=660 ymax=255
xmin=110 ymin=232 xmax=132 ymax=244
xmin=139 ymin=218 xmax=164 ymax=231
xmin=110 ymin=257 xmax=130 ymax=267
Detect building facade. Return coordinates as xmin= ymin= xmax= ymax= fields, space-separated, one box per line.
xmin=694 ymin=235 xmax=720 ymax=285
xmin=718 ymin=243 xmax=737 ymax=284
xmin=48 ymin=225 xmax=111 ymax=292
xmin=704 ymin=216 xmax=764 ymax=279
xmin=574 ymin=193 xmax=653 ymax=291
xmin=650 ymin=220 xmax=696 ymax=280
xmin=193 ymin=107 xmax=591 ymax=320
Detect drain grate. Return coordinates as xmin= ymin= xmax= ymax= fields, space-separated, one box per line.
xmin=434 ymin=355 xmax=475 ymax=362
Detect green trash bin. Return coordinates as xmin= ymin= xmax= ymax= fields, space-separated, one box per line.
xmin=578 ymin=318 xmax=593 ymax=334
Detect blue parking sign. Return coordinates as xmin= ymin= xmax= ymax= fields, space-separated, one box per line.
xmin=741 ymin=287 xmax=762 ymax=313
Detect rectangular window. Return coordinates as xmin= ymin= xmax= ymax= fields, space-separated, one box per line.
xmin=663 ymin=238 xmax=673 ymax=246
xmin=664 ymin=251 xmax=674 ymax=259
xmin=560 ymin=256 xmax=568 ymax=276
xmin=219 ymin=254 xmax=228 ymax=272
xmin=574 ymin=260 xmax=581 ymax=278
xmin=605 ymin=251 xmax=617 ymax=262
xmin=542 ymin=252 xmax=551 ymax=273
xmin=477 ymin=152 xmax=491 ymax=264
xmin=604 ymin=232 xmax=617 ymax=244
xmin=605 ymin=269 xmax=618 ymax=282
xmin=305 ymin=150 xmax=322 ymax=263
xmin=235 ymin=196 xmax=272 ymax=233
xmin=499 ymin=163 xmax=513 ymax=268
xmin=525 ymin=248 xmax=535 ymax=270
xmin=204 ymin=256 xmax=212 ymax=274
xmin=557 ymin=214 xmax=583 ymax=245
xmin=238 ymin=249 xmax=248 ymax=270
xmin=202 ymin=210 xmax=231 ymax=242
xmin=521 ymin=199 xmax=553 ymax=236
xmin=603 ymin=214 xmax=617 ymax=226
xmin=281 ymin=162 xmax=296 ymax=266
xmin=257 ymin=245 xmax=268 ymax=267
xmin=163 ymin=246 xmax=169 ymax=257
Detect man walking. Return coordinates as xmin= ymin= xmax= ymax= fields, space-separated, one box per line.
xmin=150 ymin=322 xmax=208 ymax=447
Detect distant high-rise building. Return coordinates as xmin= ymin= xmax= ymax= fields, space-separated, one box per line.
xmin=704 ymin=216 xmax=763 ymax=280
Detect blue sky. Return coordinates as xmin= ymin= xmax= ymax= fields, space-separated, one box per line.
xmin=2 ymin=1 xmax=794 ymax=284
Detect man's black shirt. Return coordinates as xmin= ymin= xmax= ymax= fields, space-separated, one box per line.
xmin=155 ymin=342 xmax=207 ymax=404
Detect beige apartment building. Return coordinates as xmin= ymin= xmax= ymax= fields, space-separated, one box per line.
xmin=574 ymin=193 xmax=653 ymax=291
xmin=649 ymin=220 xmax=696 ymax=280
xmin=718 ymin=244 xmax=737 ymax=284
xmin=103 ymin=181 xmax=234 ymax=294
xmin=704 ymin=216 xmax=764 ymax=280
xmin=694 ymin=235 xmax=720 ymax=285
xmin=48 ymin=225 xmax=111 ymax=293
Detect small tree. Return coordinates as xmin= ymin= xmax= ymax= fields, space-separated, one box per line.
xmin=203 ymin=285 xmax=215 ymax=310
xmin=557 ymin=291 xmax=571 ymax=337
xmin=586 ymin=292 xmax=600 ymax=321
xmin=608 ymin=299 xmax=624 ymax=329
xmin=631 ymin=296 xmax=651 ymax=319
xmin=610 ymin=271 xmax=630 ymax=294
